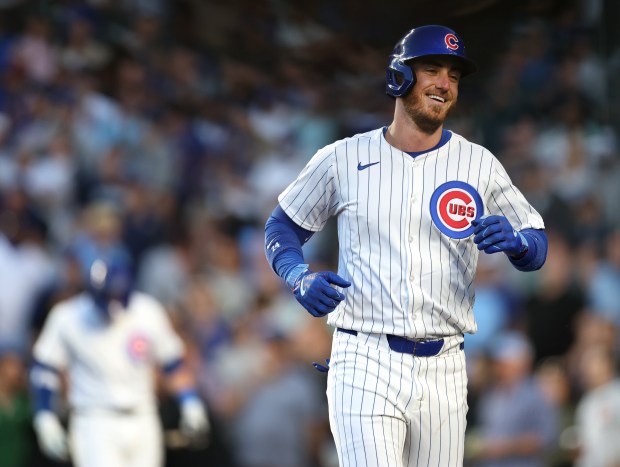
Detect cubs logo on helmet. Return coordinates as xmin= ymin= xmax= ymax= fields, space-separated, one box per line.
xmin=430 ymin=181 xmax=483 ymax=238
xmin=444 ymin=34 xmax=459 ymax=50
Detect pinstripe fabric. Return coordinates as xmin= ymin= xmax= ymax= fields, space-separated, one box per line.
xmin=278 ymin=127 xmax=544 ymax=339
xmin=327 ymin=330 xmax=467 ymax=467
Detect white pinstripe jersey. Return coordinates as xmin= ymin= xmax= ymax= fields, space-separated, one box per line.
xmin=278 ymin=127 xmax=544 ymax=339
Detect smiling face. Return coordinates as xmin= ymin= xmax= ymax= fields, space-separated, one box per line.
xmin=401 ymin=56 xmax=462 ymax=134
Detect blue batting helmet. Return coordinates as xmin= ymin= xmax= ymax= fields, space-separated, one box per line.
xmin=386 ymin=25 xmax=477 ymax=98
xmin=87 ymin=255 xmax=134 ymax=316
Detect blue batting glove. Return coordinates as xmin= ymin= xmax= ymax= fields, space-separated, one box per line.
xmin=292 ymin=270 xmax=351 ymax=317
xmin=471 ymin=215 xmax=528 ymax=258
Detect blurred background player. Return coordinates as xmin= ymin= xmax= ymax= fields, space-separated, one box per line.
xmin=30 ymin=254 xmax=210 ymax=467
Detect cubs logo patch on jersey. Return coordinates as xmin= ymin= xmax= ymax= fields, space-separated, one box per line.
xmin=127 ymin=333 xmax=151 ymax=363
xmin=430 ymin=181 xmax=483 ymax=238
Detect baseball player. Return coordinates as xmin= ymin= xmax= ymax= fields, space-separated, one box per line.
xmin=30 ymin=254 xmax=209 ymax=467
xmin=264 ymin=25 xmax=547 ymax=466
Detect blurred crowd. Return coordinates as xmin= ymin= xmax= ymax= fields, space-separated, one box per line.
xmin=0 ymin=0 xmax=619 ymax=466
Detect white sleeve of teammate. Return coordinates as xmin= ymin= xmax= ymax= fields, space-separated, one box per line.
xmin=150 ymin=300 xmax=185 ymax=365
xmin=32 ymin=309 xmax=71 ymax=464
xmin=486 ymin=157 xmax=545 ymax=231
xmin=32 ymin=306 xmax=69 ymax=370
xmin=278 ymin=144 xmax=340 ymax=231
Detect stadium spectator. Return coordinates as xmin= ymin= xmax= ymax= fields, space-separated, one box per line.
xmin=466 ymin=332 xmax=558 ymax=467
xmin=574 ymin=343 xmax=620 ymax=466
xmin=0 ymin=345 xmax=34 ymax=467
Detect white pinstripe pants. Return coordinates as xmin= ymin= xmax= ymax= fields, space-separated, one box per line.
xmin=70 ymin=410 xmax=163 ymax=467
xmin=327 ymin=330 xmax=468 ymax=467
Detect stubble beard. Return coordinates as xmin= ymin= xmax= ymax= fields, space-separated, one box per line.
xmin=403 ymin=92 xmax=455 ymax=135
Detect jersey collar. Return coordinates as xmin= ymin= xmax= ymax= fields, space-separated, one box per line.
xmin=382 ymin=127 xmax=452 ymax=158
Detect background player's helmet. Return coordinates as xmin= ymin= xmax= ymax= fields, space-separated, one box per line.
xmin=386 ymin=25 xmax=477 ymax=98
xmin=86 ymin=256 xmax=134 ymax=317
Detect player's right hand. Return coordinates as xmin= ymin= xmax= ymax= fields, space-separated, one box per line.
xmin=34 ymin=411 xmax=69 ymax=462
xmin=293 ymin=270 xmax=351 ymax=317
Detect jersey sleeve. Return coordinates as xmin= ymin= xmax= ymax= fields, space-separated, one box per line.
xmin=277 ymin=145 xmax=339 ymax=231
xmin=486 ymin=158 xmax=545 ymax=231
xmin=32 ymin=307 xmax=69 ymax=371
xmin=150 ymin=299 xmax=185 ymax=365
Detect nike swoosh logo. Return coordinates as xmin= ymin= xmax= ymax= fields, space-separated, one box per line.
xmin=358 ymin=161 xmax=380 ymax=171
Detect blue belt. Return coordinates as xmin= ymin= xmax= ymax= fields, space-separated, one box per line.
xmin=337 ymin=328 xmax=463 ymax=357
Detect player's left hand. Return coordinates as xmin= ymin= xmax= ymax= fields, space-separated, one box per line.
xmin=471 ymin=215 xmax=528 ymax=258
xmin=179 ymin=396 xmax=210 ymax=442
xmin=293 ymin=270 xmax=351 ymax=317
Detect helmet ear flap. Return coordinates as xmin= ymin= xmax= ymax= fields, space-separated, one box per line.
xmin=386 ymin=58 xmax=415 ymax=98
